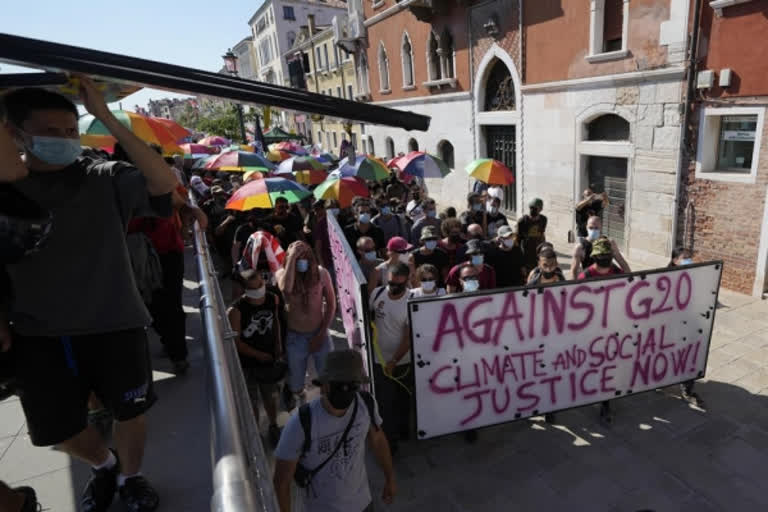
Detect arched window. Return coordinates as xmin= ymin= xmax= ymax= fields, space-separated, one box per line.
xmin=385 ymin=137 xmax=395 ymax=159
xmin=440 ymin=28 xmax=455 ymax=79
xmin=368 ymin=136 xmax=375 ymax=156
xmin=402 ymin=33 xmax=414 ymax=87
xmin=427 ymin=31 xmax=441 ymax=81
xmin=408 ymin=138 xmax=419 ymax=152
xmin=438 ymin=140 xmax=454 ymax=168
xmin=586 ymin=114 xmax=630 ymax=141
xmin=484 ymin=59 xmax=515 ymax=111
xmin=378 ymin=43 xmax=390 ymax=91
xmin=357 ymin=53 xmax=370 ymax=95
xmin=287 ymin=31 xmax=296 ymax=48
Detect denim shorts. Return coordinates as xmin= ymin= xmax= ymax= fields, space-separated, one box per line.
xmin=285 ymin=329 xmax=332 ymax=392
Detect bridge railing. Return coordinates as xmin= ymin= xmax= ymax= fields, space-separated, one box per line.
xmin=192 ymin=209 xmax=279 ymax=512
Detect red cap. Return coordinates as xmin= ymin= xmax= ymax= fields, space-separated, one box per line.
xmin=386 ymin=236 xmax=413 ymax=252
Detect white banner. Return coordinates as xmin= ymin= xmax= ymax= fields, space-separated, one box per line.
xmin=409 ymin=263 xmax=723 ymax=439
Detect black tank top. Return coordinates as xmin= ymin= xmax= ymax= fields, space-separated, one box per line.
xmin=234 ymin=293 xmax=278 ymax=364
xmin=579 ymin=238 xmax=594 ymax=269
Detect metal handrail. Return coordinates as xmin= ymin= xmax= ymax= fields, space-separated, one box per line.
xmin=192 ymin=214 xmax=279 ymax=512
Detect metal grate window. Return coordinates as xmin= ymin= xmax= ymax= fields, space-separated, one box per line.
xmin=485 ymin=126 xmax=516 ymax=212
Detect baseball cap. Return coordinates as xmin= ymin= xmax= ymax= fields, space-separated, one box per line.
xmin=497 ymin=225 xmax=515 ymax=238
xmin=387 ymin=236 xmax=413 ymax=252
xmin=420 ymin=226 xmax=439 ymax=241
xmin=465 ymin=239 xmax=485 ymax=255
xmin=591 ymin=237 xmax=613 ymax=258
xmin=529 ymin=197 xmax=543 ymax=209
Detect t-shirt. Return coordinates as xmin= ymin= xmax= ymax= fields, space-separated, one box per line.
xmin=266 ymin=213 xmax=303 ymax=250
xmin=190 ymin=175 xmax=209 ymax=197
xmin=233 ymin=293 xmax=279 ymax=367
xmin=517 ymin=214 xmax=548 ymax=267
xmin=578 ymin=263 xmax=623 ymax=280
xmin=344 ymin=223 xmax=385 ymax=253
xmin=485 ymin=212 xmax=509 ymax=238
xmin=459 ymin=209 xmax=485 ymax=228
xmin=437 ymin=240 xmax=465 ymax=269
xmin=274 ymin=394 xmax=383 ymax=512
xmin=487 ymin=245 xmax=525 ymax=288
xmin=6 ymin=157 xmax=172 ymax=336
xmin=372 ymin=213 xmax=408 ymax=242
xmin=445 ymin=263 xmax=497 ymax=292
xmin=409 ymin=287 xmax=446 ymax=298
xmin=412 ymin=248 xmax=450 ymax=285
xmin=369 ymin=286 xmax=410 ymax=364
xmin=233 ymin=223 xmax=256 ymax=250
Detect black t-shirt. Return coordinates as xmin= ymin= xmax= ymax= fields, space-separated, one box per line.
xmin=265 ymin=213 xmax=303 ymax=250
xmin=234 ymin=292 xmax=279 ymax=367
xmin=412 ymin=247 xmax=450 ymax=285
xmin=517 ymin=214 xmax=548 ymax=266
xmin=234 ymin=223 xmax=256 ymax=248
xmin=344 ymin=223 xmax=385 ymax=252
xmin=459 ymin=209 xmax=485 ymax=228
xmin=488 ymin=244 xmax=526 ymax=288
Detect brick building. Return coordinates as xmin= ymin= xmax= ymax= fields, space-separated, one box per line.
xmin=680 ymin=0 xmax=768 ymax=295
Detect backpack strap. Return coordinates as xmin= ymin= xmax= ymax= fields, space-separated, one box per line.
xmin=369 ymin=286 xmax=387 ymax=315
xmin=298 ymin=403 xmax=312 ymax=459
xmin=359 ymin=391 xmax=379 ymax=431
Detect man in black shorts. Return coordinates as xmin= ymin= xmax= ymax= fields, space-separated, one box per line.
xmin=0 ymin=80 xmax=177 ymax=511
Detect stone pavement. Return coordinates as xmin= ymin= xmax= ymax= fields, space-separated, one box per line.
xmin=0 ymin=249 xmax=211 ymax=512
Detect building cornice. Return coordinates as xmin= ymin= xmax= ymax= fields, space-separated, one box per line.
xmin=364 ymin=0 xmax=419 ymax=27
xmin=371 ymin=91 xmax=470 ymax=107
xmin=521 ymin=66 xmax=686 ymax=93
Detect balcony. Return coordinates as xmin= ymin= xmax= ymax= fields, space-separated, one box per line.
xmin=408 ymin=0 xmax=472 ymax=22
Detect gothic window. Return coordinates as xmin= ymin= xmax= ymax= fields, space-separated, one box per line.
xmin=427 ymin=31 xmax=441 ymax=81
xmin=402 ymin=33 xmax=414 ymax=87
xmin=441 ymin=29 xmax=455 ymax=79
xmin=438 ymin=140 xmax=454 ymax=168
xmin=378 ymin=44 xmax=390 ymax=91
xmin=484 ymin=59 xmax=515 ymax=111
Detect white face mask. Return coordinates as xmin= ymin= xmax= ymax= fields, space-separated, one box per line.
xmin=421 ymin=280 xmax=436 ymax=292
xmin=245 ymin=286 xmax=266 ymax=300
xmin=398 ymin=252 xmax=410 ymax=264
xmin=503 ymin=238 xmax=516 ymax=248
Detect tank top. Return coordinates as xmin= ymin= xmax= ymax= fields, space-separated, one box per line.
xmin=579 ymin=238 xmax=595 ymax=269
xmin=234 ymin=293 xmax=278 ymax=366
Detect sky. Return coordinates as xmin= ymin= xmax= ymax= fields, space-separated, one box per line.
xmin=0 ymin=0 xmax=264 ymax=110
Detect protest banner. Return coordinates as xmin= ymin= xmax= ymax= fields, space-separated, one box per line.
xmin=326 ymin=211 xmax=374 ymax=386
xmin=409 ymin=262 xmax=723 ymax=439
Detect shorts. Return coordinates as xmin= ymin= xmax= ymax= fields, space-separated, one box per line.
xmin=243 ymin=367 xmax=277 ymax=407
xmin=285 ymin=329 xmax=332 ymax=392
xmin=12 ymin=327 xmax=156 ymax=447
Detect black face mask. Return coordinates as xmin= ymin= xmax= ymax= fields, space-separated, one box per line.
xmin=529 ymin=208 xmax=539 ymax=217
xmin=328 ymin=382 xmax=358 ymax=410
xmin=449 ymin=234 xmax=463 ymax=243
xmin=542 ymin=270 xmax=556 ymax=279
xmin=388 ymin=281 xmax=406 ymax=295
xmin=595 ymin=256 xmax=613 ymax=268
xmin=472 ymin=234 xmax=483 ymax=241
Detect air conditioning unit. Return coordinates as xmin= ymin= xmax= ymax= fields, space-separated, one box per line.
xmin=696 ymin=70 xmax=714 ymax=89
xmin=719 ymin=68 xmax=733 ymax=88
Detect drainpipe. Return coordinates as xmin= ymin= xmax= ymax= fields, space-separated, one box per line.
xmin=671 ymin=0 xmax=703 ymax=253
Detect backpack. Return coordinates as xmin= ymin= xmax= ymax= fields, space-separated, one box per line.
xmin=111 ymin=178 xmax=163 ymax=304
xmin=298 ymin=391 xmax=378 ymax=462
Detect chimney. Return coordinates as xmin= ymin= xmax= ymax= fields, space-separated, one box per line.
xmin=308 ymin=14 xmax=316 ymax=37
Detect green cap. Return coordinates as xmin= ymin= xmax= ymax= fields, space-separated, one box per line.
xmin=590 ymin=237 xmax=613 ymax=258
xmin=529 ymin=198 xmax=543 ymax=209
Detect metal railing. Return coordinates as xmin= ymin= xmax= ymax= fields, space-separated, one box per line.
xmin=192 ymin=216 xmax=279 ymax=512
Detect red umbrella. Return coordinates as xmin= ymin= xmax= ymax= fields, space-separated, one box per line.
xmin=198 ymin=135 xmax=231 ymax=146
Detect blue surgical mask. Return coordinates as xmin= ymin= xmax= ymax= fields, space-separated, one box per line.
xmin=424 ymin=240 xmax=438 ymax=251
xmin=358 ymin=213 xmax=371 ymax=224
xmin=680 ymin=258 xmax=693 ymax=266
xmin=24 ymin=134 xmax=82 ymax=166
xmin=296 ymin=259 xmax=309 ymax=273
xmin=462 ymin=278 xmax=480 ymax=292
xmin=472 ymin=203 xmax=483 ymax=212
xmin=587 ymin=229 xmax=601 ymax=241
xmin=426 ymin=209 xmax=437 ymax=218
xmin=471 ymin=254 xmax=484 ymax=266
xmin=420 ymin=280 xmax=436 ymax=292
xmin=381 ymin=206 xmax=392 ymax=216
xmin=364 ymin=251 xmax=377 ymax=261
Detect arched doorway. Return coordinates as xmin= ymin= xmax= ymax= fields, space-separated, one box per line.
xmin=385 ymin=137 xmax=395 ymax=159
xmin=437 ymin=140 xmax=454 ymax=168
xmin=408 ymin=138 xmax=419 ymax=152
xmin=474 ymin=45 xmax=521 ymax=214
xmin=368 ymin=136 xmax=375 ymax=156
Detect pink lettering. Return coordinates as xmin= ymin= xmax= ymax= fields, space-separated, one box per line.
xmin=580 ymin=369 xmax=599 ymax=396
xmin=516 ymin=381 xmax=540 ymax=412
xmin=626 ymin=281 xmax=652 ymax=320
xmin=652 ymin=352 xmax=668 ymax=382
xmin=676 ymin=272 xmax=692 ymax=310
xmin=432 ymin=303 xmax=464 ymax=353
xmin=540 ymin=375 xmax=562 ymax=405
xmin=598 ymin=282 xmax=626 ymax=328
xmin=567 ymin=285 xmax=595 ymax=331
xmin=491 ymin=387 xmax=511 ymax=414
xmin=600 ymin=365 xmax=616 ymax=393
xmin=492 ymin=292 xmax=526 ymax=344
xmin=481 ymin=356 xmax=502 ymax=386
xmin=542 ymin=289 xmax=567 ymax=336
xmin=456 ymin=364 xmax=481 ymax=391
xmin=460 ymin=390 xmax=489 ymax=426
xmin=429 ymin=365 xmax=455 ymax=394
xmin=464 ymin=297 xmax=495 ymax=344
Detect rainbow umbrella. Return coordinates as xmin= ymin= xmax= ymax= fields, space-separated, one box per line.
xmin=315 ymin=151 xmax=338 ymax=164
xmin=276 ymin=156 xmax=327 ymax=174
xmin=313 ymin=176 xmax=369 ymax=208
xmin=226 ymin=177 xmax=311 ymax=210
xmin=79 ymin=110 xmax=181 ymax=154
xmin=465 ymin=159 xmax=515 ymax=185
xmin=270 ymin=141 xmax=307 ymax=155
xmin=243 ymin=170 xmax=265 ymax=183
xmin=152 ymin=118 xmax=190 ymax=142
xmin=338 ymin=154 xmax=390 ymax=181
xmin=294 ymin=169 xmax=329 ymax=186
xmin=387 ymin=155 xmax=406 ymax=170
xmin=267 ymin=149 xmax=292 ymax=162
xmin=179 ymin=143 xmax=218 ymax=160
xmin=198 ymin=135 xmax=230 ymax=146
xmin=204 ymin=150 xmax=275 ymax=172
xmin=399 ymin=151 xmax=452 ymax=178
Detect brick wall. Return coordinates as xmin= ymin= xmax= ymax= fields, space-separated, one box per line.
xmin=469 ymin=0 xmax=520 ymax=78
xmin=678 ymin=102 xmax=768 ymax=294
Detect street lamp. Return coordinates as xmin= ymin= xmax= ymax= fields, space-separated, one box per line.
xmin=222 ymin=48 xmax=247 ymax=144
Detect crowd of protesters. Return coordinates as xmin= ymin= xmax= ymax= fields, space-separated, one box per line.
xmin=0 ymin=79 xmax=702 ymax=512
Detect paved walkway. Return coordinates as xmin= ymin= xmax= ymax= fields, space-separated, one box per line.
xmin=0 ymin=249 xmax=211 ymax=512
